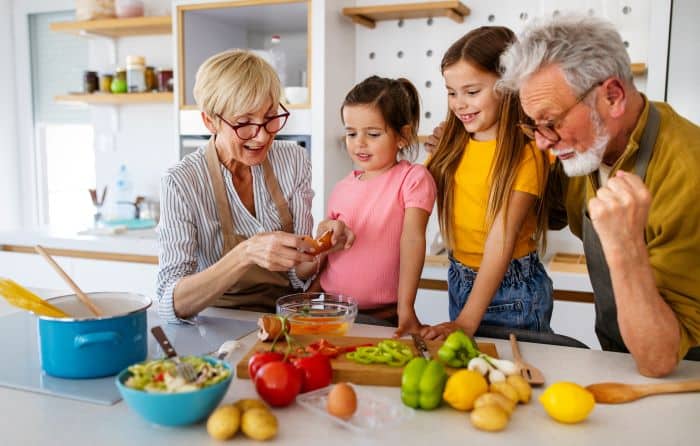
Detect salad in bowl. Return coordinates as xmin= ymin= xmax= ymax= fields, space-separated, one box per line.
xmin=124 ymin=356 xmax=230 ymax=393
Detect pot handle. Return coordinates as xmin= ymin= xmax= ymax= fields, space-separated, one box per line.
xmin=74 ymin=331 xmax=121 ymax=348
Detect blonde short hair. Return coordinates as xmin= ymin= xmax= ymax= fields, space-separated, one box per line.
xmin=193 ymin=49 xmax=281 ymax=122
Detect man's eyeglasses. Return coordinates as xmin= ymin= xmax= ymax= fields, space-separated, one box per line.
xmin=518 ymin=81 xmax=603 ymax=143
xmin=217 ymin=103 xmax=290 ymax=140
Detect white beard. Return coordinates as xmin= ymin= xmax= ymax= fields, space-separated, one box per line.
xmin=552 ymin=109 xmax=610 ymax=177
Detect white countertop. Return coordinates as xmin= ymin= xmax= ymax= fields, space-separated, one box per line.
xmin=0 ymin=291 xmax=698 ymax=445
xmin=0 ymin=227 xmax=593 ymax=293
xmin=0 ymin=226 xmax=158 ymax=256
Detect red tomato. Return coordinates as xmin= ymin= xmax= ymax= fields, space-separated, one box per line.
xmin=255 ymin=361 xmax=302 ymax=407
xmin=292 ymin=353 xmax=333 ymax=393
xmin=248 ymin=351 xmax=284 ymax=381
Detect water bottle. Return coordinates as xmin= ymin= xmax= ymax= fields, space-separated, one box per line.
xmin=113 ymin=164 xmax=134 ymax=220
xmin=269 ymin=34 xmax=287 ymax=86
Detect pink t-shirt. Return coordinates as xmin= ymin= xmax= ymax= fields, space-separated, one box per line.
xmin=320 ymin=160 xmax=437 ymax=308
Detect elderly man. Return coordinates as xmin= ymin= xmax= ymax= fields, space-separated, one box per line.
xmin=495 ymin=14 xmax=700 ymax=376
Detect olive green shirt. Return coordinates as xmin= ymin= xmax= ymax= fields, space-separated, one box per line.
xmin=549 ymin=97 xmax=700 ymax=359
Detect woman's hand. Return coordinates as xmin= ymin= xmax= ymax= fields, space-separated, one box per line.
xmin=242 ymin=231 xmax=314 ymax=271
xmin=316 ymin=219 xmax=355 ymax=253
xmin=419 ymin=321 xmax=466 ymax=341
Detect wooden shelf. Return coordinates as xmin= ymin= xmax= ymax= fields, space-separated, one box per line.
xmin=343 ymin=1 xmax=470 ymax=29
xmin=55 ymin=92 xmax=173 ymax=105
xmin=631 ymin=62 xmax=647 ymax=76
xmin=548 ymin=252 xmax=588 ymax=274
xmin=50 ymin=15 xmax=172 ymax=38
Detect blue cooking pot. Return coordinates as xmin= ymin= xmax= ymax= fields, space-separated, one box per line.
xmin=37 ymin=292 xmax=151 ymax=379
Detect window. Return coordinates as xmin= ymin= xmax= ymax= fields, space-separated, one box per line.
xmin=29 ymin=11 xmax=95 ymax=228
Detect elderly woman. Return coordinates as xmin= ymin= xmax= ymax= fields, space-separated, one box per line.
xmin=156 ymin=50 xmax=344 ymax=322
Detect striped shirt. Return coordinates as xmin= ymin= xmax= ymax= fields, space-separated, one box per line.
xmin=156 ymin=140 xmax=313 ymax=323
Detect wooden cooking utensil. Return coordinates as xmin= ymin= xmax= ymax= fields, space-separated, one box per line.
xmin=34 ymin=245 xmax=103 ymax=317
xmin=509 ymin=333 xmax=545 ymax=386
xmin=586 ymin=380 xmax=700 ymax=404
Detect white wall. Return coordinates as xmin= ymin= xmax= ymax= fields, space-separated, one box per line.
xmin=88 ymin=33 xmax=178 ymax=209
xmin=0 ymin=0 xmax=20 ymax=231
xmin=667 ymin=0 xmax=700 ymax=125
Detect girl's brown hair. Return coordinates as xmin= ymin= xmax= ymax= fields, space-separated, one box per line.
xmin=426 ymin=26 xmax=548 ymax=253
xmin=341 ymin=75 xmax=421 ymax=161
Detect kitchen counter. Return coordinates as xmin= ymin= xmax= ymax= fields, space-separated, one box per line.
xmin=0 ymin=228 xmax=593 ymax=295
xmin=1 ymin=291 xmax=698 ymax=445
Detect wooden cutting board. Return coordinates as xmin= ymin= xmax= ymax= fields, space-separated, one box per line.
xmin=236 ymin=335 xmax=498 ymax=387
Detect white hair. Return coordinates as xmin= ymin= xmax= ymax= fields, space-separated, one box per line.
xmin=498 ymin=13 xmax=632 ymax=96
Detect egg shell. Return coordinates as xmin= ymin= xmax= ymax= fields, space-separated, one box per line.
xmin=326 ymin=383 xmax=357 ymax=420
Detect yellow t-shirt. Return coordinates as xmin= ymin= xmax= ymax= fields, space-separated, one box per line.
xmin=452 ymin=138 xmax=544 ymax=268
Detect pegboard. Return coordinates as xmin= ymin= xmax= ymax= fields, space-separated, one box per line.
xmin=353 ymin=0 xmax=653 ymax=138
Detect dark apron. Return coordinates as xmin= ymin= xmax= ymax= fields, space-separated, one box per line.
xmin=204 ymin=137 xmax=295 ymax=312
xmin=582 ymin=104 xmax=700 ymax=360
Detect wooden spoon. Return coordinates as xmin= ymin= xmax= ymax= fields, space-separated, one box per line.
xmin=34 ymin=245 xmax=103 ymax=317
xmin=586 ymin=380 xmax=700 ymax=404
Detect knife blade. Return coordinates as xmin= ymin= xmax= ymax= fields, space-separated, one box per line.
xmin=411 ymin=333 xmax=431 ymax=360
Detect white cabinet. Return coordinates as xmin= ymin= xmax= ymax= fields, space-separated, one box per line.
xmin=0 ymin=252 xmax=157 ymax=299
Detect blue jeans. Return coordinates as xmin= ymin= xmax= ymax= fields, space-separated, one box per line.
xmin=448 ymin=252 xmax=553 ymax=332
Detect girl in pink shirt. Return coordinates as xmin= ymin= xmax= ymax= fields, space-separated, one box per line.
xmin=315 ymin=76 xmax=437 ymax=336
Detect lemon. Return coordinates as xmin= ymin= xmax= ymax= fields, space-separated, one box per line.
xmin=442 ymin=369 xmax=488 ymax=411
xmin=539 ymin=382 xmax=595 ymax=424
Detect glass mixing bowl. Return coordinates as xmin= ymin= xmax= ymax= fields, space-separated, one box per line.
xmin=276 ymin=293 xmax=358 ymax=336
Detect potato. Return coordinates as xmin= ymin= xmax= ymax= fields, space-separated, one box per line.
xmin=474 ymin=392 xmax=516 ymax=415
xmin=206 ymin=405 xmax=241 ymax=440
xmin=470 ymin=405 xmax=509 ymax=432
xmin=490 ymin=381 xmax=519 ymax=404
xmin=506 ymin=375 xmax=532 ymax=404
xmin=234 ymin=398 xmax=269 ymax=413
xmin=241 ymin=407 xmax=278 ymax=441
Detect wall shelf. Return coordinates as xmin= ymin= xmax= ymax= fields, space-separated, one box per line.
xmin=631 ymin=62 xmax=647 ymax=76
xmin=342 ymin=1 xmax=470 ymax=29
xmin=49 ymin=15 xmax=172 ymax=38
xmin=55 ymin=92 xmax=173 ymax=105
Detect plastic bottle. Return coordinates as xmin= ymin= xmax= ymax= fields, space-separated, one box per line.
xmin=113 ymin=164 xmax=134 ymax=220
xmin=268 ymin=35 xmax=287 ymax=86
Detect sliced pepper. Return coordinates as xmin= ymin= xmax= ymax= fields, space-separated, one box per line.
xmin=400 ymin=357 xmax=447 ymax=410
xmin=345 ymin=340 xmax=414 ymax=367
xmin=437 ymin=330 xmax=480 ymax=368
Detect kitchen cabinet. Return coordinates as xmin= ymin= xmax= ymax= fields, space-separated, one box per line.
xmin=0 ymin=251 xmax=158 ymax=299
xmin=176 ymin=0 xmax=311 ymax=109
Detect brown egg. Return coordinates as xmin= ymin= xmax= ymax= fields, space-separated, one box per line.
xmin=326 ymin=382 xmax=357 ymax=420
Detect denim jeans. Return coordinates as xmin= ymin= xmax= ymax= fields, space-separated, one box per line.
xmin=448 ymin=252 xmax=554 ymax=332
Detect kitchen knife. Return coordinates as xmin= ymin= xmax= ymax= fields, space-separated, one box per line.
xmin=411 ymin=333 xmax=431 ymax=360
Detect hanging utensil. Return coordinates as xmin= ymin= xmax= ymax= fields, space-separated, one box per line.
xmin=0 ymin=278 xmax=70 ymax=318
xmin=586 ymin=379 xmax=700 ymax=404
xmin=34 ymin=245 xmax=103 ymax=317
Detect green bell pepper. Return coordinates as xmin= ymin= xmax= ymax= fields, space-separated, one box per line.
xmin=400 ymin=357 xmax=447 ymax=410
xmin=436 ymin=330 xmax=479 ymax=368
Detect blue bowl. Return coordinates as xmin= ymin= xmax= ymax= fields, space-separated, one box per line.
xmin=116 ymin=357 xmax=232 ymax=426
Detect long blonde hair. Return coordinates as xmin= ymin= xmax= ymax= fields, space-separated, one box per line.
xmin=426 ymin=27 xmax=548 ymax=253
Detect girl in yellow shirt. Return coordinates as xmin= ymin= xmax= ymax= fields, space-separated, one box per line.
xmin=423 ymin=27 xmax=553 ymax=339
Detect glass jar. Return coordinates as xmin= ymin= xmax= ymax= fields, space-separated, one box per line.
xmin=99 ymin=73 xmax=113 ymax=93
xmin=83 ymin=70 xmax=98 ymax=93
xmin=144 ymin=66 xmax=157 ymax=92
xmin=156 ymin=68 xmax=173 ymax=92
xmin=111 ymin=68 xmax=128 ymax=94
xmin=115 ymin=0 xmax=144 ymax=18
xmin=126 ymin=55 xmax=146 ymax=93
